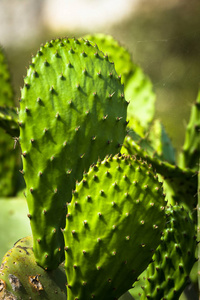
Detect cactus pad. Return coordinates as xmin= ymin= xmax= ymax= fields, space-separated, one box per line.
xmin=84 ymin=33 xmax=156 ymax=130
xmin=141 ymin=205 xmax=197 ymax=300
xmin=123 ymin=134 xmax=197 ymax=212
xmin=19 ymin=38 xmax=127 ymax=269
xmin=0 ymin=236 xmax=67 ymax=300
xmin=64 ymin=154 xmax=166 ymax=300
xmin=179 ymin=91 xmax=200 ymax=172
xmin=148 ymin=119 xmax=176 ymax=165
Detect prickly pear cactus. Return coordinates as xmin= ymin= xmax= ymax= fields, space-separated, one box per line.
xmin=0 ymin=236 xmax=67 ymax=299
xmin=148 ymin=119 xmax=176 ymax=165
xmin=179 ymin=90 xmax=200 ymax=172
xmin=123 ymin=134 xmax=197 ymax=212
xmin=140 ymin=205 xmax=197 ymax=300
xmin=64 ymin=154 xmax=166 ymax=300
xmin=19 ymin=38 xmax=127 ymax=270
xmin=0 ymin=47 xmax=18 ymax=196
xmin=84 ymin=33 xmax=156 ymax=131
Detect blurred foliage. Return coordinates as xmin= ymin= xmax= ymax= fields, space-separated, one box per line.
xmin=0 ymin=198 xmax=31 ymax=262
xmin=109 ymin=0 xmax=200 ymax=153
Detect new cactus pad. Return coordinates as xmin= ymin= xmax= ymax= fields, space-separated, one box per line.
xmin=0 ymin=236 xmax=67 ymax=299
xmin=64 ymin=154 xmax=166 ymax=300
xmin=141 ymin=205 xmax=197 ymax=300
xmin=19 ymin=38 xmax=127 ymax=270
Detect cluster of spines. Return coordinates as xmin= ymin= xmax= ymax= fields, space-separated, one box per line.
xmin=123 ymin=134 xmax=197 ymax=212
xmin=140 ymin=205 xmax=197 ymax=300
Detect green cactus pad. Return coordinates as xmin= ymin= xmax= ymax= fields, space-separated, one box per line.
xmin=19 ymin=37 xmax=127 ymax=269
xmin=140 ymin=205 xmax=197 ymax=300
xmin=0 ymin=47 xmax=18 ymax=197
xmin=123 ymin=134 xmax=197 ymax=212
xmin=0 ymin=106 xmax=19 ymax=137
xmin=84 ymin=33 xmax=156 ymax=131
xmin=64 ymin=154 xmax=166 ymax=300
xmin=0 ymin=236 xmax=67 ymax=299
xmin=148 ymin=119 xmax=176 ymax=165
xmin=179 ymin=91 xmax=200 ymax=172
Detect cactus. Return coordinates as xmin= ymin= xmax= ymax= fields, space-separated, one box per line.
xmin=0 ymin=47 xmax=18 ymax=196
xmin=0 ymin=236 xmax=67 ymax=299
xmin=140 ymin=205 xmax=197 ymax=300
xmin=84 ymin=33 xmax=156 ymax=133
xmin=179 ymin=90 xmax=200 ymax=172
xmin=19 ymin=37 xmax=127 ymax=270
xmin=0 ymin=34 xmax=198 ymax=299
xmin=148 ymin=119 xmax=176 ymax=165
xmin=123 ymin=133 xmax=197 ymax=213
xmin=64 ymin=154 xmax=166 ymax=300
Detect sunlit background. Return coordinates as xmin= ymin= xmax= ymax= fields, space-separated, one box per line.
xmin=1 ymin=0 xmax=200 ymax=153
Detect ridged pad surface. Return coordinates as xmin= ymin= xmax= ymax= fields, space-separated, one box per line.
xmin=64 ymin=155 xmax=166 ymax=300
xmin=141 ymin=205 xmax=197 ymax=300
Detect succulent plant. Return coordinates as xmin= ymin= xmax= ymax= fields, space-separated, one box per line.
xmin=64 ymin=154 xmax=165 ymax=299
xmin=140 ymin=205 xmax=197 ymax=300
xmin=0 ymin=33 xmax=198 ymax=300
xmin=18 ymin=37 xmax=127 ymax=270
xmin=0 ymin=236 xmax=67 ymax=299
